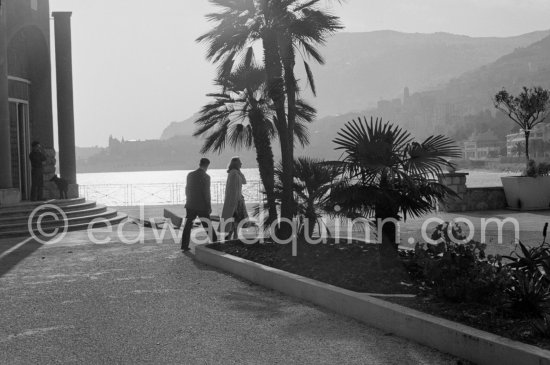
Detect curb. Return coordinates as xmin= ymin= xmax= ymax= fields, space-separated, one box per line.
xmin=195 ymin=245 xmax=550 ymax=365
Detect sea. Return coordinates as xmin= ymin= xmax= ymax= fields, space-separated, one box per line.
xmin=77 ymin=168 xmax=517 ymax=206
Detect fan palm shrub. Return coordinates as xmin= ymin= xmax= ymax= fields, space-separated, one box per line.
xmin=269 ymin=157 xmax=337 ymax=239
xmin=327 ymin=116 xmax=461 ymax=256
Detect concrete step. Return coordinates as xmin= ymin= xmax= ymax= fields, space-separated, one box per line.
xmin=0 ymin=209 xmax=128 ymax=239
xmin=0 ymin=204 xmax=108 ymax=229
xmin=0 ymin=201 xmax=97 ymax=219
xmin=0 ymin=197 xmax=85 ymax=210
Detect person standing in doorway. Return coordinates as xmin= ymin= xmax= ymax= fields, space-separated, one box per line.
xmin=181 ymin=158 xmax=218 ymax=251
xmin=29 ymin=141 xmax=47 ymax=201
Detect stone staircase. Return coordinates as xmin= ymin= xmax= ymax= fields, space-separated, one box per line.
xmin=0 ymin=198 xmax=127 ymax=239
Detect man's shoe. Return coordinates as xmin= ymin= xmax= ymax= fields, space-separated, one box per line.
xmin=181 ymin=246 xmax=190 ymax=251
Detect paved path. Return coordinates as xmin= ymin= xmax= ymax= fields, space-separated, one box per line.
xmin=0 ymin=227 xmax=463 ymax=364
xmin=118 ymin=205 xmax=550 ymax=256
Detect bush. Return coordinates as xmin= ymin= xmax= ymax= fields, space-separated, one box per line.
xmin=504 ymin=238 xmax=550 ymax=317
xmin=504 ymin=271 xmax=550 ymax=317
xmin=404 ymin=222 xmax=511 ymax=305
xmin=403 ymin=223 xmax=550 ymax=319
xmin=532 ymin=314 xmax=550 ymax=338
xmin=524 ymin=159 xmax=550 ymax=177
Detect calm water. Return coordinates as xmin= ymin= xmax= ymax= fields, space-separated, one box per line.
xmin=76 ymin=168 xmax=515 ymax=206
xmin=77 ymin=168 xmax=513 ymax=187
xmin=77 ymin=168 xmax=260 ymax=185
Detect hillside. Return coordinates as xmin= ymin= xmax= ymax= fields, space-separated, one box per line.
xmin=300 ymin=30 xmax=550 ymax=117
xmin=300 ymin=33 xmax=550 ymax=154
xmin=159 ymin=30 xmax=550 ymax=140
xmin=77 ymin=136 xmax=263 ymax=172
xmin=160 ymin=113 xmax=200 ymax=140
xmin=79 ymin=31 xmax=550 ymax=173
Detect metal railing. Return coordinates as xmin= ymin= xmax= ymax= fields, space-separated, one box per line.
xmin=79 ymin=180 xmax=263 ymax=206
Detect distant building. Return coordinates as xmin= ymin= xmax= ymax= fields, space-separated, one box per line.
xmin=0 ymin=0 xmax=77 ymax=203
xmin=506 ymin=123 xmax=550 ymax=158
xmin=464 ymin=130 xmax=504 ymax=160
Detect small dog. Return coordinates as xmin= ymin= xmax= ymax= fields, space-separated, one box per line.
xmin=49 ymin=174 xmax=69 ymax=199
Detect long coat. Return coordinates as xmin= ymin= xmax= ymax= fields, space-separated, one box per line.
xmin=221 ymin=169 xmax=247 ymax=220
xmin=185 ymin=168 xmax=212 ymax=212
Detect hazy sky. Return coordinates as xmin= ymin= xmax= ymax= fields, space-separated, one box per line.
xmin=48 ymin=0 xmax=550 ymax=147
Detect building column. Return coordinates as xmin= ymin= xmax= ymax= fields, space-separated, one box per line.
xmin=0 ymin=3 xmax=13 ymax=190
xmin=53 ymin=12 xmax=77 ymax=189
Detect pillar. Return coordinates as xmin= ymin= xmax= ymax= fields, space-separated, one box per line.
xmin=437 ymin=172 xmax=469 ymax=212
xmin=52 ymin=12 xmax=77 ymax=187
xmin=0 ymin=2 xmax=13 ymax=189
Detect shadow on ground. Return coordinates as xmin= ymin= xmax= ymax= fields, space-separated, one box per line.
xmin=0 ymin=237 xmax=43 ymax=278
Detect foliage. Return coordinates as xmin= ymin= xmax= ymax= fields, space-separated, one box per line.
xmin=326 ymin=117 xmax=461 ymax=253
xmin=258 ymin=157 xmax=338 ymax=238
xmin=504 ymin=271 xmax=550 ymax=318
xmin=405 ymin=222 xmax=550 ymax=318
xmin=196 ymin=0 xmax=343 ymax=229
xmin=524 ymin=160 xmax=550 ymax=177
xmin=494 ymin=86 xmax=550 ymax=162
xmin=504 ymin=239 xmax=550 ymax=279
xmin=497 ymin=225 xmax=550 ymax=319
xmin=404 ymin=222 xmax=511 ymax=304
xmin=532 ymin=314 xmax=550 ymax=338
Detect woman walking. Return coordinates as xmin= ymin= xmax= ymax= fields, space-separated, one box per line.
xmin=221 ymin=157 xmax=248 ymax=240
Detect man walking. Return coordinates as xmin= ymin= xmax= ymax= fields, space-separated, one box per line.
xmin=181 ymin=158 xmax=218 ymax=251
xmin=29 ymin=141 xmax=47 ymax=201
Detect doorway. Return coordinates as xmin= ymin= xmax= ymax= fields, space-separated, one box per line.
xmin=8 ymin=100 xmax=31 ymax=200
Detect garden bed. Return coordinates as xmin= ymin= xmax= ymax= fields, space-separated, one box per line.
xmin=208 ymin=238 xmax=550 ymax=350
xmin=208 ymin=238 xmax=416 ymax=294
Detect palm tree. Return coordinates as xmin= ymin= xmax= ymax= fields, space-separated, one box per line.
xmin=197 ymin=0 xmax=342 ymax=233
xmin=269 ymin=0 xmax=342 ymax=234
xmin=327 ymin=117 xmax=461 ymax=256
xmin=271 ymin=157 xmax=337 ymax=239
xmin=194 ymin=63 xmax=314 ymax=223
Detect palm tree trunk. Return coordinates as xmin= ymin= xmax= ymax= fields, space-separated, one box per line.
xmin=261 ymin=27 xmax=294 ymax=237
xmin=375 ymin=204 xmax=399 ymax=258
xmin=249 ymin=110 xmax=278 ymax=223
xmin=279 ymin=34 xmax=297 ymax=237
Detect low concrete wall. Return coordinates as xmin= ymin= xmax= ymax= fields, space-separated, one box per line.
xmin=195 ymin=245 xmax=550 ymax=365
xmin=440 ymin=186 xmax=507 ymax=212
xmin=438 ymin=173 xmax=507 ymax=212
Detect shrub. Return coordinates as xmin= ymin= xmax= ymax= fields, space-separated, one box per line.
xmin=404 ymin=222 xmax=511 ymax=305
xmin=525 ymin=160 xmax=550 ymax=177
xmin=532 ymin=314 xmax=550 ymax=338
xmin=504 ymin=271 xmax=550 ymax=318
xmin=504 ymin=237 xmax=550 ymax=317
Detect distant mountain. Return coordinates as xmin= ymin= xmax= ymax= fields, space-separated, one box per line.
xmin=160 ymin=113 xmax=200 ymax=140
xmin=160 ymin=30 xmax=550 ymax=142
xmin=435 ymin=34 xmax=550 ymax=110
xmin=300 ymin=30 xmax=550 ymax=116
xmin=77 ymin=135 xmax=263 ymax=173
xmin=84 ymin=31 xmax=550 ymax=173
xmin=299 ymin=33 xmax=550 ymax=155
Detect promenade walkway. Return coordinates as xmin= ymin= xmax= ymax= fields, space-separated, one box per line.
xmin=0 ymin=208 xmax=463 ymax=364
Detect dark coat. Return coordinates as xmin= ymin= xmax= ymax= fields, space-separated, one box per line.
xmin=185 ymin=168 xmax=212 ymax=212
xmin=29 ymin=150 xmax=46 ymax=169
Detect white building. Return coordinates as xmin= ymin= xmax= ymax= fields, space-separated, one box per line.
xmin=464 ymin=130 xmax=504 ymax=160
xmin=506 ymin=123 xmax=550 ymax=158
